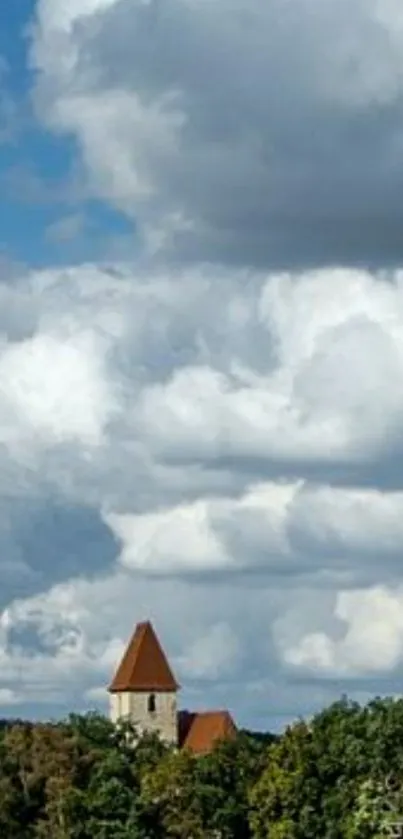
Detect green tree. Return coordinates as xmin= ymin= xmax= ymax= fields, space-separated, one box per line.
xmin=140 ymin=748 xmax=205 ymax=838
xmin=196 ymin=733 xmax=267 ymax=839
xmin=346 ymin=776 xmax=403 ymax=839
xmin=249 ymin=721 xmax=312 ymax=839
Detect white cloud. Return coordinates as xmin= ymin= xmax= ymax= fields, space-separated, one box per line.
xmin=137 ymin=268 xmax=403 ymax=467
xmin=2 ymin=538 xmax=403 ymax=718
xmin=105 ymin=501 xmax=227 ymax=575
xmin=36 ymin=0 xmax=118 ymax=34
xmin=104 ymin=481 xmax=294 ymax=575
xmin=30 ymin=0 xmax=403 ymax=266
xmin=0 ymin=578 xmax=126 ymax=704
xmin=104 ymin=480 xmax=403 ymax=584
xmin=10 ymin=0 xmax=403 ymax=729
xmin=1 ymin=260 xmax=403 ymax=718
xmin=288 ymin=486 xmax=403 ymax=560
xmin=1 ymin=0 xmax=403 ymax=732
xmin=2 ymin=263 xmax=403 ymax=555
xmin=0 ymin=688 xmax=20 ymax=706
xmin=281 ymin=586 xmax=403 ymax=676
xmin=0 ymin=330 xmax=116 ymax=449
xmin=0 ymin=570 xmax=262 ymax=708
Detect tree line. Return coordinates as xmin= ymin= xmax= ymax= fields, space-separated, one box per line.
xmin=1 ymin=696 xmax=403 ymax=837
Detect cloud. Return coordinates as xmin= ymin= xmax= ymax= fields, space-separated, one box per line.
xmin=177 ymin=622 xmax=242 ymax=681
xmin=0 ymin=330 xmax=116 ymax=450
xmin=0 ymin=565 xmax=291 ymax=726
xmin=1 ymin=259 xmax=403 ymax=721
xmin=104 ymin=481 xmax=294 ymax=577
xmin=136 ymin=268 xmax=403 ymax=472
xmin=3 ymin=557 xmax=398 ymax=726
xmin=2 ymin=0 xmax=403 ymax=730
xmin=0 ymin=263 xmax=402 ymax=567
xmin=104 ymin=480 xmax=403 ymax=588
xmin=0 ymin=688 xmax=20 ymax=706
xmin=45 ymin=212 xmax=87 ymax=243
xmin=279 ymin=586 xmax=403 ymax=677
xmin=288 ymin=486 xmax=403 ymax=563
xmin=30 ymin=0 xmax=403 ymax=268
xmin=0 ymin=572 xmax=221 ymax=704
xmin=0 ymin=576 xmax=126 ymax=706
xmin=105 ymin=501 xmax=227 ymax=575
xmin=5 ymin=262 xmax=400 ymax=495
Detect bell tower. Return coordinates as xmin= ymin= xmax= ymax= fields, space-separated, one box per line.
xmin=108 ymin=620 xmax=179 ymax=746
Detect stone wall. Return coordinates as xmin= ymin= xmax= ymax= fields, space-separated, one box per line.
xmin=110 ymin=690 xmax=178 ymax=746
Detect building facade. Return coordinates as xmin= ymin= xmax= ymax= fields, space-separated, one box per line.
xmin=108 ymin=620 xmax=237 ymax=754
xmin=109 ymin=620 xmax=179 ymax=745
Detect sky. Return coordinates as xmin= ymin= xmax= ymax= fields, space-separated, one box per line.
xmin=1 ymin=0 xmax=403 ymax=732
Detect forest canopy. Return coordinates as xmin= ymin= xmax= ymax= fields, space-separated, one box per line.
xmin=1 ymin=696 xmax=403 ymax=838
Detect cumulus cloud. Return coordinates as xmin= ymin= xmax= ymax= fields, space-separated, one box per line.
xmin=288 ymin=486 xmax=403 ymax=562
xmin=104 ymin=481 xmax=293 ymax=576
xmin=0 ymin=331 xmax=115 ymax=450
xmin=1 ymin=257 xmax=403 ymax=719
xmin=104 ymin=480 xmax=403 ymax=587
xmin=2 ymin=0 xmax=403 ymax=730
xmin=105 ymin=501 xmax=227 ymax=575
xmin=0 ymin=570 xmax=258 ymax=714
xmin=279 ymin=586 xmax=403 ymax=677
xmin=6 ymin=262 xmax=403 ymax=502
xmin=3 ymin=556 xmax=397 ymax=726
xmin=0 ymin=577 xmax=125 ymax=705
xmin=136 ymin=268 xmax=403 ymax=471
xmin=30 ymin=0 xmax=403 ymax=268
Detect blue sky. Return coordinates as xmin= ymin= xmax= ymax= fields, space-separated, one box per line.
xmin=0 ymin=1 xmax=133 ymax=267
xmin=1 ymin=0 xmax=403 ymax=733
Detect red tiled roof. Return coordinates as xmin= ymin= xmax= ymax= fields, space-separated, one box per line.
xmin=108 ymin=621 xmax=179 ymax=693
xmin=179 ymin=710 xmax=237 ymax=755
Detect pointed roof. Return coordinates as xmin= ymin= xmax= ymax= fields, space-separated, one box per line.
xmin=108 ymin=621 xmax=179 ymax=693
xmin=179 ymin=710 xmax=237 ymax=755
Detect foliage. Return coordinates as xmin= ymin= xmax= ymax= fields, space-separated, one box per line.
xmin=250 ymin=697 xmax=403 ymax=839
xmin=3 ymin=698 xmax=403 ymax=838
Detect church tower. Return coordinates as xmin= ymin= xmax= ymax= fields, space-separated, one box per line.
xmin=108 ymin=621 xmax=179 ymax=746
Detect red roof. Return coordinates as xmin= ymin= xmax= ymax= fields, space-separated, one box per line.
xmin=179 ymin=710 xmax=237 ymax=755
xmin=108 ymin=621 xmax=179 ymax=693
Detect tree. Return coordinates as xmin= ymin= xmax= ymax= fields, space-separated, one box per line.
xmin=249 ymin=722 xmax=313 ymax=839
xmin=196 ymin=733 xmax=267 ymax=839
xmin=140 ymin=748 xmax=205 ymax=838
xmin=346 ymin=777 xmax=403 ymax=839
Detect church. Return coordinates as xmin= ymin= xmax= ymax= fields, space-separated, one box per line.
xmin=108 ymin=620 xmax=237 ymax=755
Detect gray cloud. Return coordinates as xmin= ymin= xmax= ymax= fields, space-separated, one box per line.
xmin=31 ymin=0 xmax=403 ymax=269
xmin=2 ymin=0 xmax=403 ymax=728
xmin=0 ymin=262 xmax=401 ymax=725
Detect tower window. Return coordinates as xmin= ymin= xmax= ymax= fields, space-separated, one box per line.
xmin=148 ymin=693 xmax=156 ymax=714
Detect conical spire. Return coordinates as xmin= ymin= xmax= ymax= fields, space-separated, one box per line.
xmin=108 ymin=621 xmax=179 ymax=692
